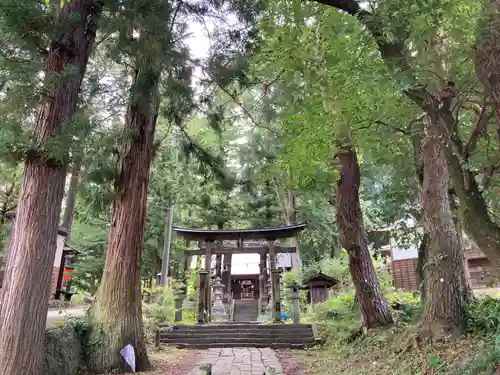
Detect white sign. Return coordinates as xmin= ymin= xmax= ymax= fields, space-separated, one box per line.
xmin=120 ymin=344 xmax=136 ymax=373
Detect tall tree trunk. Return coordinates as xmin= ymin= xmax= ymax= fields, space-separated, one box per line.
xmin=335 ymin=137 xmax=393 ymax=329
xmin=275 ymin=180 xmax=302 ymax=269
xmin=419 ymin=115 xmax=471 ymax=339
xmin=61 ymin=161 xmax=82 ymax=238
xmin=312 ymin=0 xmax=500 ymax=271
xmin=159 ymin=203 xmax=174 ymax=286
xmin=86 ymin=33 xmax=160 ymax=374
xmin=0 ymin=2 xmax=101 ymax=375
xmin=416 ymin=233 xmax=429 ymax=301
xmin=447 ymin=153 xmax=500 ymax=270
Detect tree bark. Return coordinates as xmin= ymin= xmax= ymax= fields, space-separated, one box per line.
xmin=416 ymin=233 xmax=429 ymax=301
xmin=312 ymin=0 xmax=500 ymax=271
xmin=335 ymin=138 xmax=393 ymax=329
xmin=275 ymin=180 xmax=302 ymax=269
xmin=61 ymin=161 xmax=82 ymax=238
xmin=446 ymin=153 xmax=500 ymax=271
xmin=419 ymin=115 xmax=471 ymax=339
xmin=159 ymin=203 xmax=174 ymax=286
xmin=86 ymin=33 xmax=161 ymax=374
xmin=0 ymin=2 xmax=101 ymax=375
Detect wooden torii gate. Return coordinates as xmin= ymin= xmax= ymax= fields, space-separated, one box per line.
xmin=173 ymin=223 xmax=306 ymax=323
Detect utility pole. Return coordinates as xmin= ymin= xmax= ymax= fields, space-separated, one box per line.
xmin=160 ymin=203 xmax=175 ymax=286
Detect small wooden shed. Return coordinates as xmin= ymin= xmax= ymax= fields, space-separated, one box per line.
xmin=303 ymin=273 xmax=339 ymax=304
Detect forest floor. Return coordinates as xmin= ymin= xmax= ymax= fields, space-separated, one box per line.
xmin=112 ymin=346 xmax=307 ymax=375
xmin=290 ymin=327 xmax=499 ymax=375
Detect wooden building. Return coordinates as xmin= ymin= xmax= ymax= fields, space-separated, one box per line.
xmin=303 ymin=273 xmax=339 ymax=304
xmin=2 ymin=211 xmax=79 ymax=299
xmin=464 ymin=244 xmax=496 ymax=289
xmin=376 ymin=219 xmax=496 ymax=292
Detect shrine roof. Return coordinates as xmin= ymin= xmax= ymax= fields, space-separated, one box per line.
xmin=173 ymin=223 xmax=307 ymax=241
xmin=303 ymin=272 xmax=339 ymax=287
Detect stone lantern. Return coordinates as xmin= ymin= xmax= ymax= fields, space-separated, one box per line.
xmin=288 ymin=282 xmax=301 ymax=324
xmin=211 ymin=277 xmax=227 ymax=321
xmin=173 ymin=281 xmax=186 ymax=322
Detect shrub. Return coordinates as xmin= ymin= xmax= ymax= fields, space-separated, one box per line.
xmin=385 ymin=291 xmax=422 ymax=324
xmin=467 ymin=296 xmax=500 ymax=333
xmin=304 ymin=293 xmax=359 ymax=344
xmin=142 ymin=281 xmax=197 ymax=341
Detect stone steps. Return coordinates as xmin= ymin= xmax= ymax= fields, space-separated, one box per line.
xmin=156 ymin=323 xmax=318 ymax=349
xmin=233 ymin=299 xmax=258 ymax=322
xmin=171 ymin=342 xmax=312 ymax=349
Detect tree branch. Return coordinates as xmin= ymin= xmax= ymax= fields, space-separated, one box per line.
xmin=310 ymin=0 xmax=433 ymax=109
xmin=464 ymin=100 xmax=491 ymax=157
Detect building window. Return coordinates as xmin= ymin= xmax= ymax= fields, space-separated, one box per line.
xmin=469 ymin=265 xmax=483 ymax=272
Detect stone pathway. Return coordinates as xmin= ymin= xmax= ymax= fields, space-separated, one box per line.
xmin=188 ymin=347 xmax=284 ymax=375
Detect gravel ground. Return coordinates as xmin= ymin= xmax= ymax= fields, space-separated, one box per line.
xmin=159 ymin=349 xmax=202 ymax=375
xmin=275 ymin=349 xmax=308 ymax=375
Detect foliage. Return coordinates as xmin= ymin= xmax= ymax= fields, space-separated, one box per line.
xmin=467 ymin=297 xmax=500 ymax=334
xmin=69 ymin=220 xmax=108 ymax=295
xmin=142 ymin=284 xmax=196 ymax=341
xmin=304 ymin=252 xmax=351 ymax=286
xmin=297 ymin=293 xmax=500 ymax=375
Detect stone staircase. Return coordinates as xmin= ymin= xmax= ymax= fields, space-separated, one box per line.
xmin=156 ymin=323 xmax=318 ymax=349
xmin=233 ymin=299 xmax=258 ymax=321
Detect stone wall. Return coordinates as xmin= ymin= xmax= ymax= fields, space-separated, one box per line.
xmin=43 ymin=326 xmax=83 ymax=375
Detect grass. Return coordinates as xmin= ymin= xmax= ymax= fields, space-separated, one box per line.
xmin=293 ymin=326 xmax=499 ymax=375
xmin=290 ymin=291 xmax=500 ymax=375
xmin=78 ymin=346 xmax=188 ymax=375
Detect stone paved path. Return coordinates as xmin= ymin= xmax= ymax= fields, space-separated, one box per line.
xmin=188 ymin=347 xmax=284 ymax=375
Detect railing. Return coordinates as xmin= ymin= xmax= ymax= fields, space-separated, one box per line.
xmin=241 ymin=291 xmax=254 ymax=299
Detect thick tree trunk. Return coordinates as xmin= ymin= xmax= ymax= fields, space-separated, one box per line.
xmin=86 ymin=36 xmax=160 ymax=374
xmin=275 ymin=182 xmax=302 ymax=269
xmin=61 ymin=161 xmax=82 ymax=237
xmin=0 ymin=2 xmax=101 ymax=375
xmin=447 ymin=154 xmax=500 ymax=271
xmin=416 ymin=233 xmax=429 ymax=301
xmin=419 ymin=115 xmax=471 ymax=339
xmin=335 ymin=140 xmax=393 ymax=329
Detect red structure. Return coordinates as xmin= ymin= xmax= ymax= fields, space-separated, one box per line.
xmin=2 ymin=211 xmax=79 ymax=300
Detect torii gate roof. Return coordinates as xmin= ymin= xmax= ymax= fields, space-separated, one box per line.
xmin=173 ymin=223 xmax=307 ymax=241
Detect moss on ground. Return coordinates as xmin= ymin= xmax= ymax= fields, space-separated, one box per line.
xmin=294 ymin=326 xmax=500 ymax=375
xmin=293 ymin=293 xmax=500 ymax=375
xmin=43 ymin=326 xmax=83 ymax=375
xmin=77 ymin=347 xmax=188 ymax=374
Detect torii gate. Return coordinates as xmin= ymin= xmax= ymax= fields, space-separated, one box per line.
xmin=173 ymin=223 xmax=306 ymax=323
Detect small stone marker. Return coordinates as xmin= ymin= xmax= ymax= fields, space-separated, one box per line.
xmin=199 ymin=363 xmax=212 ymax=374
xmin=264 ymin=366 xmax=276 ymax=374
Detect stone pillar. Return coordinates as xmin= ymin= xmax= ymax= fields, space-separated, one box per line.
xmin=259 ymin=252 xmax=267 ymax=314
xmin=204 ymin=241 xmax=213 ymax=322
xmin=271 ymin=270 xmax=281 ymax=322
xmin=197 ymin=270 xmax=209 ymax=323
xmin=224 ymin=253 xmax=232 ymax=298
xmin=181 ymin=252 xmax=190 ymax=283
xmin=215 ymin=254 xmax=222 ymax=278
xmin=289 ymin=283 xmax=301 ymax=324
xmin=268 ymin=240 xmax=281 ymax=322
xmin=204 ymin=240 xmax=213 ymax=271
xmin=265 ymin=280 xmax=272 ymax=315
xmin=174 ymin=285 xmax=185 ymax=322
